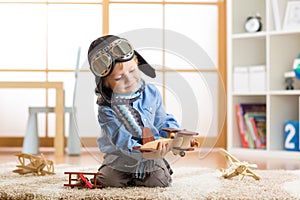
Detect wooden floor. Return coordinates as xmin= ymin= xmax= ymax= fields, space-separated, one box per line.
xmin=1 ymin=147 xmax=300 ymax=170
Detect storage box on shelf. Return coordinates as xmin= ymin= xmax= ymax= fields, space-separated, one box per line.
xmin=227 ymin=0 xmax=300 ymax=159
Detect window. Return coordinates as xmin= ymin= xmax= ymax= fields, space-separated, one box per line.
xmin=0 ymin=0 xmax=226 ymax=147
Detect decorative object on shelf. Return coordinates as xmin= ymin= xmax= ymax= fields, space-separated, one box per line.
xmin=283 ymin=1 xmax=300 ymax=30
xmin=284 ymin=120 xmax=300 ymax=152
xmin=293 ymin=53 xmax=300 ymax=79
xmin=284 ymin=53 xmax=300 ymax=90
xmin=248 ymin=65 xmax=266 ymax=92
xmin=244 ymin=14 xmax=262 ymax=33
xmin=285 ymin=75 xmax=295 ymax=90
xmin=233 ymin=66 xmax=249 ymax=92
xmin=233 ymin=65 xmax=266 ymax=92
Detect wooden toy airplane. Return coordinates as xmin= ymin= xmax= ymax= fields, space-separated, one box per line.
xmin=219 ymin=148 xmax=261 ymax=180
xmin=64 ymin=172 xmax=103 ymax=189
xmin=12 ymin=153 xmax=55 ymax=176
xmin=140 ymin=128 xmax=200 ymax=157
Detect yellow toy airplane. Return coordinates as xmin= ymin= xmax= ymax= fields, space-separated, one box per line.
xmin=140 ymin=128 xmax=200 ymax=157
xmin=219 ymin=148 xmax=261 ymax=180
xmin=12 ymin=153 xmax=55 ymax=176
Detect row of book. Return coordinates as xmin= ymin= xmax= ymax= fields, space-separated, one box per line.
xmin=235 ymin=103 xmax=266 ymax=149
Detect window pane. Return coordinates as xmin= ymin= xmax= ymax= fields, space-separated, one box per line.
xmin=48 ymin=0 xmax=102 ymax=2
xmin=165 ymin=5 xmax=218 ymax=69
xmin=48 ymin=72 xmax=75 ymax=107
xmin=110 ymin=0 xmax=218 ymax=2
xmin=135 ymin=49 xmax=163 ymax=70
xmin=165 ymin=72 xmax=219 ymax=137
xmin=110 ymin=0 xmax=161 ymax=1
xmin=73 ymin=66 xmax=102 ymax=138
xmin=48 ymin=4 xmax=102 ymax=69
xmin=0 ymin=72 xmax=46 ymax=82
xmin=0 ymin=4 xmax=47 ymax=69
xmin=165 ymin=0 xmax=218 ymax=2
xmin=0 ymin=0 xmax=102 ymax=3
xmin=0 ymin=0 xmax=45 ymax=3
xmin=109 ymin=4 xmax=163 ymax=34
xmin=0 ymin=89 xmax=46 ymax=136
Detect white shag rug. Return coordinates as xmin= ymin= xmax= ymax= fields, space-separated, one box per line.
xmin=0 ymin=162 xmax=300 ymax=200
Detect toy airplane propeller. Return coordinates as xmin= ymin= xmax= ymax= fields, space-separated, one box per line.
xmin=219 ymin=148 xmax=261 ymax=180
xmin=140 ymin=128 xmax=200 ymax=157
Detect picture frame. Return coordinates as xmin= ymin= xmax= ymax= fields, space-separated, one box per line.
xmin=283 ymin=1 xmax=300 ymax=30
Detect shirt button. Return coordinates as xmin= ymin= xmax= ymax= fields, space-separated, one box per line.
xmin=143 ymin=118 xmax=147 ymax=122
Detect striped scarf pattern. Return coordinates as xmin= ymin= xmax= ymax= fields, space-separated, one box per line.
xmin=110 ymin=80 xmax=145 ymax=139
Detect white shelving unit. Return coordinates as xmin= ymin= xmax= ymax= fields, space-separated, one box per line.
xmin=227 ymin=0 xmax=300 ymax=159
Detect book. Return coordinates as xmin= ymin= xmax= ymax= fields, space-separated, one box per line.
xmin=250 ymin=117 xmax=261 ymax=148
xmin=253 ymin=115 xmax=267 ymax=149
xmin=235 ymin=103 xmax=266 ymax=148
xmin=244 ymin=112 xmax=266 ymax=149
xmin=244 ymin=113 xmax=256 ymax=149
xmin=235 ymin=104 xmax=249 ymax=148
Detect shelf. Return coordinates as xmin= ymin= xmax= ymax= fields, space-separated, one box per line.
xmin=269 ymin=90 xmax=300 ymax=95
xmin=269 ymin=30 xmax=300 ymax=36
xmin=227 ymin=0 xmax=300 ymax=159
xmin=234 ymin=90 xmax=300 ymax=96
xmin=232 ymin=32 xmax=266 ymax=39
xmin=232 ymin=92 xmax=266 ymax=96
xmin=228 ymin=147 xmax=300 ymax=159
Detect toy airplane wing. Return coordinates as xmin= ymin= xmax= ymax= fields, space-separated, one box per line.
xmin=177 ymin=130 xmax=199 ymax=136
xmin=79 ymin=174 xmax=94 ymax=189
xmin=162 ymin=127 xmax=181 ymax=133
xmin=140 ymin=138 xmax=182 ymax=150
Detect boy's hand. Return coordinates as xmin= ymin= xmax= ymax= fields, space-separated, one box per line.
xmin=141 ymin=141 xmax=171 ymax=160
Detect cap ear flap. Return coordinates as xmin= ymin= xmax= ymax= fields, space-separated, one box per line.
xmin=134 ymin=50 xmax=156 ymax=78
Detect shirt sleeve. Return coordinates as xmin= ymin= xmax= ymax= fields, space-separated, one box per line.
xmin=97 ymin=106 xmax=141 ymax=154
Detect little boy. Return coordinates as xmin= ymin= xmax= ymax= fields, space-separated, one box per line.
xmin=88 ymin=35 xmax=180 ymax=187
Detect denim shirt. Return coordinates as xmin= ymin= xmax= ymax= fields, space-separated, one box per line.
xmin=97 ymin=83 xmax=180 ymax=175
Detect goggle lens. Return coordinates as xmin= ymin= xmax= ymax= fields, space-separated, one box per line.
xmin=91 ymin=53 xmax=112 ymax=77
xmin=90 ymin=39 xmax=134 ymax=77
xmin=111 ymin=40 xmax=133 ymax=58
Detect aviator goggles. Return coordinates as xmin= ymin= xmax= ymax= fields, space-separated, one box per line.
xmin=89 ymin=39 xmax=134 ymax=78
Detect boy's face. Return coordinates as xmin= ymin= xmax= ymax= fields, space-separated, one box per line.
xmin=104 ymin=59 xmax=141 ymax=94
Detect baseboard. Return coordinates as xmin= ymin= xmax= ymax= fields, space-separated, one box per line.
xmin=0 ymin=137 xmax=223 ymax=148
xmin=0 ymin=137 xmax=98 ymax=147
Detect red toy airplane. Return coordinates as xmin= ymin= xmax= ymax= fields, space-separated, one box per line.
xmin=64 ymin=172 xmax=103 ymax=189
